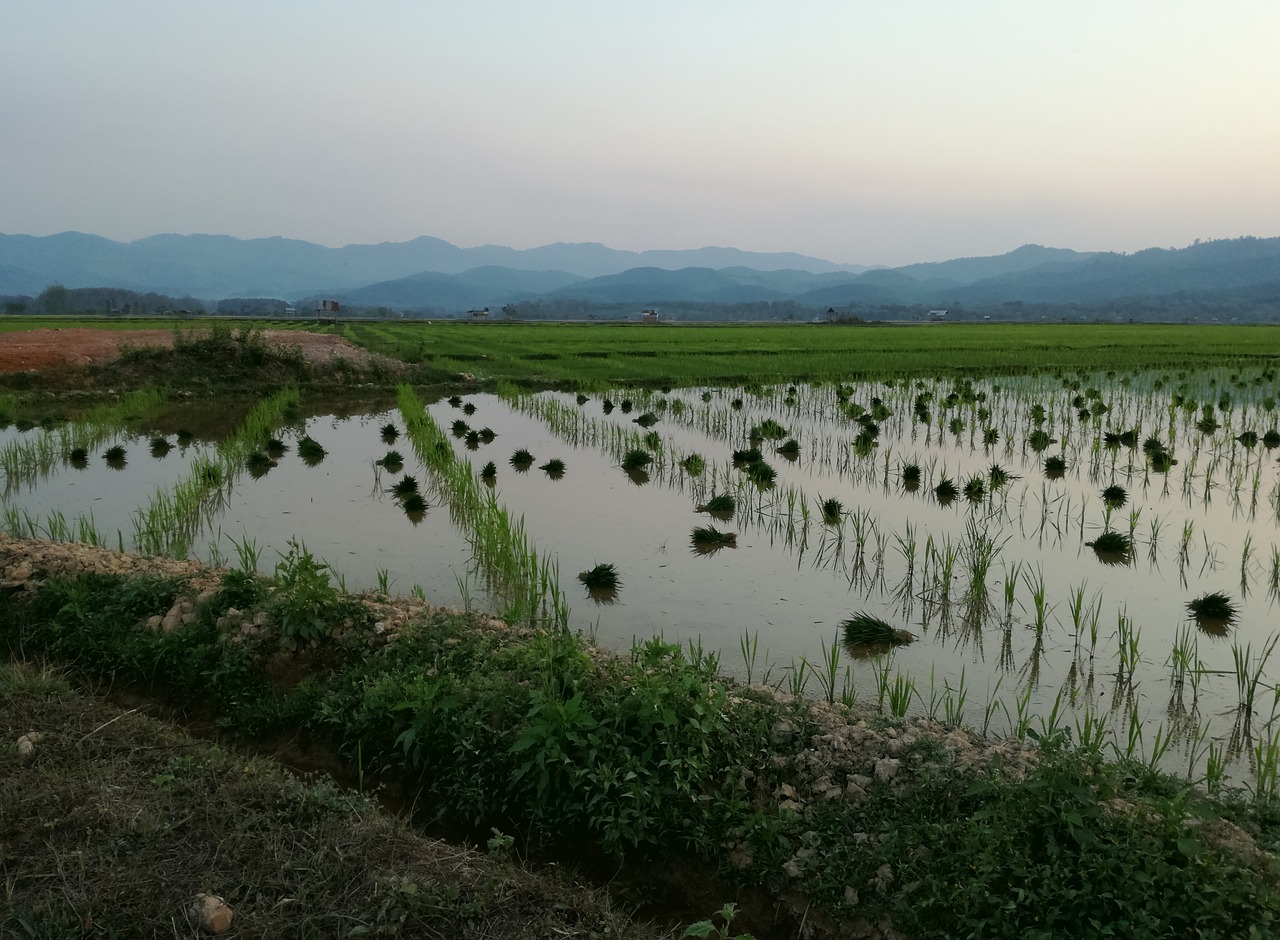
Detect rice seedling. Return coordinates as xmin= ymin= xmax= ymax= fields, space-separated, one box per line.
xmin=1043 ymin=455 xmax=1067 ymax=479
xmin=776 ymin=438 xmax=800 ymax=460
xmin=401 ymin=492 xmax=427 ymax=519
xmin=820 ymin=497 xmax=842 ymax=525
xmin=245 ymin=450 xmax=273 ymax=478
xmin=464 ymin=430 xmax=481 ymax=450
xmin=1085 ymin=530 xmax=1133 ymax=564
xmin=1186 ymin=591 xmax=1237 ymax=633
xmin=149 ymin=435 xmax=172 ymax=457
xmin=540 ymin=458 xmax=566 ymax=480
xmin=1101 ymin=484 xmax=1128 ymax=509
xmin=901 ymin=462 xmax=921 ymax=491
xmin=1027 ymin=429 xmax=1055 ymax=452
xmin=1263 ymin=429 xmax=1280 ymax=449
xmin=480 ymin=460 xmax=497 ymax=483
xmin=451 ymin=419 xmax=470 ymax=436
xmin=1150 ymin=449 xmax=1177 ymax=473
xmin=176 ymin=428 xmax=194 ymax=447
xmin=743 ymin=459 xmax=776 ymax=487
xmin=103 ymin=444 xmax=127 ymax=469
xmin=380 ymin=423 xmax=399 ymax=443
xmin=510 ymin=448 xmax=535 ymax=471
xmin=963 ymin=476 xmax=986 ymax=502
xmin=732 ymin=446 xmax=763 ymax=466
xmin=988 ymin=463 xmax=1013 ymax=488
xmin=68 ymin=446 xmax=89 ymax=467
xmin=621 ymin=450 xmax=652 ymax=473
xmin=463 ymin=402 xmax=477 ymax=416
xmin=578 ymin=562 xmax=621 ymax=591
xmin=576 ymin=393 xmax=590 ymax=406
xmin=1236 ymin=430 xmax=1259 ymax=448
xmin=691 ymin=525 xmax=737 ymax=554
xmin=447 ymin=395 xmax=462 ymax=407
xmin=380 ymin=449 xmax=404 ymax=472
xmin=752 ymin=418 xmax=789 ymax=440
xmin=934 ymin=476 xmax=958 ymax=505
xmin=633 ymin=412 xmax=659 ymax=428
xmin=297 ymin=435 xmax=327 ymax=466
xmin=391 ymin=474 xmax=420 ymax=498
xmin=265 ymin=437 xmax=288 ymax=459
xmin=479 ymin=427 xmax=496 ymax=444
xmin=680 ymin=453 xmax=707 ymax=475
xmin=621 ymin=399 xmax=634 ymax=413
xmin=841 ymin=612 xmax=914 ymax=653
xmin=696 ymin=492 xmax=736 ymax=520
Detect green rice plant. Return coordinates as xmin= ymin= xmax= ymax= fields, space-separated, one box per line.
xmin=752 ymin=417 xmax=789 ymax=440
xmin=479 ymin=427 xmax=497 ymax=444
xmin=1186 ymin=591 xmax=1236 ymax=628
xmin=963 ymin=476 xmax=986 ymax=502
xmin=297 ymin=435 xmax=327 ymax=466
xmin=803 ymin=634 xmax=848 ymax=704
xmin=68 ymin=446 xmax=89 ymax=465
xmin=451 ymin=419 xmax=470 ymax=436
xmin=401 ymin=492 xmax=428 ymax=517
xmin=464 ymin=430 xmax=481 ymax=450
xmin=901 ymin=462 xmax=922 ymax=490
xmin=776 ymin=438 xmax=800 ymax=459
xmin=578 ymin=563 xmax=621 ymax=591
xmin=820 ymin=497 xmax=842 ymax=526
xmin=621 ymin=448 xmax=652 ymax=471
xmin=731 ymin=446 xmax=763 ymax=466
xmin=447 ymin=395 xmax=462 ymax=407
xmin=934 ymin=476 xmax=958 ymax=504
xmin=391 ymin=474 xmax=420 ymax=498
xmin=149 ymin=435 xmax=172 ymax=457
xmin=742 ymin=459 xmax=775 ymax=487
xmin=680 ymin=453 xmax=707 ymax=476
xmin=633 ymin=412 xmax=659 ymax=428
xmin=380 ymin=423 xmax=399 ymax=443
xmin=887 ymin=672 xmax=916 ymax=718
xmin=265 ymin=437 xmax=287 ymax=459
xmin=841 ymin=612 xmax=913 ymax=650
xmin=691 ymin=526 xmax=737 ymax=553
xmin=1101 ymin=484 xmax=1128 ymax=509
xmin=1086 ymin=530 xmax=1133 ymax=563
xmin=480 ymin=460 xmax=497 ymax=481
xmin=1043 ymin=455 xmax=1067 ymax=479
xmin=380 ymin=449 xmax=404 ymax=472
xmin=696 ymin=492 xmax=736 ymax=520
xmin=540 ymin=458 xmax=566 ymax=480
xmin=462 ymin=402 xmax=476 ymax=416
xmin=1236 ymin=430 xmax=1259 ymax=448
xmin=230 ymin=534 xmax=262 ymax=572
xmin=176 ymin=428 xmax=194 ymax=446
xmin=1263 ymin=429 xmax=1280 ymax=449
xmin=988 ymin=464 xmax=1012 ymax=488
xmin=575 ymin=393 xmax=589 ymax=406
xmin=510 ymin=448 xmax=535 ymax=470
xmin=1149 ymin=449 xmax=1177 ymax=473
xmin=642 ymin=430 xmax=662 ymax=451
xmin=245 ymin=449 xmax=272 ymax=477
xmin=1027 ymin=429 xmax=1055 ymax=452
xmin=103 ymin=444 xmax=127 ymax=469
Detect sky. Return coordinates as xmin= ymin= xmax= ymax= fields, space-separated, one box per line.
xmin=4 ymin=2 xmax=1279 ymax=266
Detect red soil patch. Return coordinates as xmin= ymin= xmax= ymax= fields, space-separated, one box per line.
xmin=0 ymin=328 xmax=389 ymax=374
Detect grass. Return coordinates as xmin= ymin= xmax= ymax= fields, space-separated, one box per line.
xmin=4 ymin=555 xmax=1280 ymax=940
xmin=0 ymin=661 xmax=667 ymax=940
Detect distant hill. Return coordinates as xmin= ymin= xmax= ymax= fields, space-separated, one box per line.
xmin=0 ymin=232 xmax=864 ymax=299
xmin=2 ymin=232 xmax=1278 ymax=319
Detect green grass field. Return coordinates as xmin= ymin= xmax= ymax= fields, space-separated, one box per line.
xmin=326 ymin=320 xmax=1280 ymax=385
xmin=4 ymin=317 xmax=1279 ymax=385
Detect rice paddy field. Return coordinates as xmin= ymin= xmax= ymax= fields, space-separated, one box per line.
xmin=5 ymin=323 xmax=1280 ymax=791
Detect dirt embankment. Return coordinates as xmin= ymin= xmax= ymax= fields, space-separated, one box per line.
xmin=0 ymin=328 xmax=395 ymax=375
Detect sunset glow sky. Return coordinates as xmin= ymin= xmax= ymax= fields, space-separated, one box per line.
xmin=4 ymin=2 xmax=1278 ymax=265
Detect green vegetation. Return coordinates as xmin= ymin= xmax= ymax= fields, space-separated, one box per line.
xmin=3 ymin=561 xmax=1277 ymax=939
xmin=840 ymin=612 xmax=913 ymax=648
xmin=578 ymin=562 xmax=621 ymax=592
xmin=1188 ymin=591 xmax=1237 ymax=626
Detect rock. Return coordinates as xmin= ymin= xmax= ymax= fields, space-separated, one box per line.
xmin=778 ymin=782 xmax=799 ymax=800
xmin=874 ymin=757 xmax=901 ymax=784
xmin=872 ymin=863 xmax=895 ymax=894
xmin=17 ymin=731 xmax=45 ymax=758
xmin=190 ymin=894 xmax=233 ymax=934
xmin=844 ymin=780 xmax=867 ymax=801
xmin=850 ymin=773 xmax=873 ymax=791
xmin=145 ymin=615 xmax=163 ymax=631
xmin=844 ymin=886 xmax=859 ymax=907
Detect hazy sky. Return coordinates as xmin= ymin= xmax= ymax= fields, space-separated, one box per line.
xmin=4 ymin=2 xmax=1278 ymax=265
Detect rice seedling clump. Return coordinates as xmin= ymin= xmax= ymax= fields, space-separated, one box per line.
xmin=841 ymin=612 xmax=915 ymax=651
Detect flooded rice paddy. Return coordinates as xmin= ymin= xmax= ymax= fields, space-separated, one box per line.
xmin=6 ymin=367 xmax=1280 ymax=784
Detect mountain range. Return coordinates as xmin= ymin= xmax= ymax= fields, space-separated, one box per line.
xmin=2 ymin=232 xmax=1279 ymax=317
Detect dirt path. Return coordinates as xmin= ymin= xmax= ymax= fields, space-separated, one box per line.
xmin=0 ymin=327 xmax=390 ymax=374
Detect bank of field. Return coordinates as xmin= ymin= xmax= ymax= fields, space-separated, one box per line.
xmin=324 ymin=322 xmax=1280 ymax=385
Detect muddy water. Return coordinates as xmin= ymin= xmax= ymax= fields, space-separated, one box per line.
xmin=5 ymin=372 xmax=1280 ymax=779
